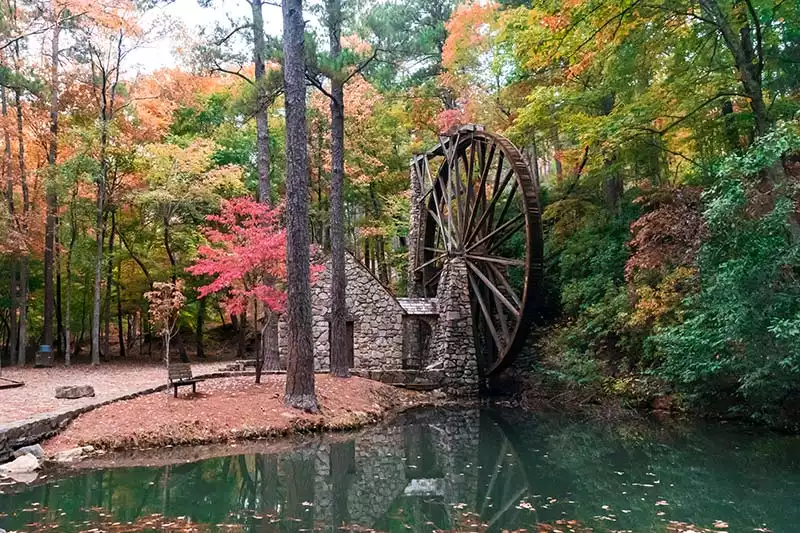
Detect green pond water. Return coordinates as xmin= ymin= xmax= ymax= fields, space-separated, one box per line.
xmin=1 ymin=408 xmax=799 ymax=532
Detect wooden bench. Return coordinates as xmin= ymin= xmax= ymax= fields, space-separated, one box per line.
xmin=168 ymin=363 xmax=201 ymax=398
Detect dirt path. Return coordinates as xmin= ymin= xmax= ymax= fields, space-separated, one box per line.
xmin=0 ymin=362 xmax=223 ymax=424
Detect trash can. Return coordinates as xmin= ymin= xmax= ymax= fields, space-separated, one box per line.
xmin=35 ymin=345 xmax=54 ymax=368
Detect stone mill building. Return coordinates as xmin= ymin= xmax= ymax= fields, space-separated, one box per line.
xmin=277 ymin=125 xmax=544 ymax=398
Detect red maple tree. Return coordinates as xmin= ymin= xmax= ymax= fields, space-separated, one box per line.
xmin=187 ymin=197 xmax=287 ymax=315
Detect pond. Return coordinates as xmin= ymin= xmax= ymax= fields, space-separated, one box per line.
xmin=1 ymin=407 xmax=799 ymax=532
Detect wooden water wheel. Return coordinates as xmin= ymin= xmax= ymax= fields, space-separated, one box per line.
xmin=412 ymin=125 xmax=543 ymax=376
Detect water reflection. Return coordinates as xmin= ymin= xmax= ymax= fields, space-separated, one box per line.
xmin=2 ymin=408 xmax=800 ymax=532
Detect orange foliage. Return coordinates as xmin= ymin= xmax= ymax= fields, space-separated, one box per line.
xmin=442 ymin=0 xmax=498 ymax=71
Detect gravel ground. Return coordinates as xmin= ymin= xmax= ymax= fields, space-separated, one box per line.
xmin=0 ymin=361 xmax=224 ymax=424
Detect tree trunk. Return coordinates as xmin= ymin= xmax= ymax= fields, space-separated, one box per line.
xmin=64 ymin=188 xmax=77 ymax=366
xmin=261 ymin=311 xmax=280 ymax=371
xmin=603 ymin=155 xmax=623 ymax=214
xmin=550 ymin=123 xmax=563 ymax=183
xmin=250 ymin=0 xmax=272 ymax=206
xmin=103 ymin=210 xmax=116 ymax=358
xmin=56 ymin=239 xmax=64 ymax=359
xmin=697 ymin=0 xmax=771 ymax=138
xmin=116 ymin=249 xmax=125 ymax=358
xmin=2 ymin=86 xmax=17 ymax=365
xmin=43 ymin=19 xmax=61 ymax=353
xmin=17 ymin=259 xmax=27 ymax=366
xmin=91 ymin=32 xmax=123 ymax=366
xmin=237 ymin=312 xmax=247 ymax=359
xmin=328 ymin=0 xmax=349 ymax=378
xmin=376 ymin=237 xmax=390 ymax=286
xmin=7 ymin=263 xmax=17 ymax=364
xmin=92 ymin=118 xmax=108 ymax=365
xmin=283 ymin=0 xmax=318 ymax=412
xmin=330 ymin=441 xmax=355 ymax=526
xmin=79 ymin=271 xmax=89 ymax=354
xmin=163 ymin=214 xmax=189 ymax=362
xmin=14 ymin=81 xmax=28 ymax=367
xmin=195 ymin=297 xmax=205 ymax=358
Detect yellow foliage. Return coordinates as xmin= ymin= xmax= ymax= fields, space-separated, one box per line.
xmin=629 ymin=267 xmax=697 ymax=329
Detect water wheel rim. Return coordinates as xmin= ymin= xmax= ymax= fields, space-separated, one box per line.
xmin=417 ymin=125 xmax=543 ymax=376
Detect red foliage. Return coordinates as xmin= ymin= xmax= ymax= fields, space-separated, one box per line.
xmin=187 ymin=197 xmax=287 ymax=315
xmin=625 ymin=187 xmax=707 ymax=281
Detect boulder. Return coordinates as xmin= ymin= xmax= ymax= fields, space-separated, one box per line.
xmin=0 ymin=453 xmax=40 ymax=474
xmin=51 ymin=446 xmax=93 ymax=463
xmin=55 ymin=385 xmax=95 ymax=399
xmin=13 ymin=444 xmax=45 ymax=460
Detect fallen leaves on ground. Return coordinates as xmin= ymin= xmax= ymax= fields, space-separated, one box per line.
xmin=44 ymin=375 xmax=434 ymax=453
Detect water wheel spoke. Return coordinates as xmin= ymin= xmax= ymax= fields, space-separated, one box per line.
xmin=465 ymin=143 xmax=495 ymax=240
xmin=463 ymin=138 xmax=477 ymax=239
xmin=480 ymin=439 xmax=510 ymax=516
xmin=466 ymin=260 xmax=520 ymax=318
xmin=450 ymin=156 xmax=463 ymax=247
xmin=487 ymin=262 xmax=522 ymax=308
xmin=468 ymin=213 xmax=524 ymax=253
xmin=486 ymin=486 xmax=528 ymax=530
xmin=495 ymin=180 xmax=519 ymax=231
xmin=465 ymin=254 xmax=525 ymax=268
xmin=465 ymin=168 xmax=514 ymax=246
xmin=414 ymin=252 xmax=447 ymax=273
xmin=423 ymin=158 xmax=450 ymax=252
xmin=426 ymin=209 xmax=452 ymax=251
xmin=487 ymin=218 xmax=526 ymax=255
xmin=424 ymin=246 xmax=447 ymax=254
xmin=425 ymin=268 xmax=442 ymax=287
xmin=468 ymin=271 xmax=504 ymax=352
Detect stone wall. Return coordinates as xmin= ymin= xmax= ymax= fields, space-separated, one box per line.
xmin=428 ymin=258 xmax=480 ymax=397
xmin=278 ymin=253 xmax=405 ymax=371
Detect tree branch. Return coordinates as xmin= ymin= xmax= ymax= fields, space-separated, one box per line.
xmin=215 ymin=24 xmax=251 ymax=47
xmin=212 ymin=61 xmax=254 ymax=85
xmin=743 ymin=0 xmax=764 ymax=77
xmin=305 ymin=72 xmax=335 ymax=101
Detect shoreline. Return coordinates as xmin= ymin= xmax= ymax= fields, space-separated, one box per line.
xmin=40 ymin=375 xmax=449 ymax=461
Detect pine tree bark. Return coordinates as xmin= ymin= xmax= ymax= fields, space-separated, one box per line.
xmin=251 ymin=0 xmax=280 ymax=374
xmin=2 ymin=86 xmax=17 ymax=365
xmin=327 ymin=0 xmax=349 ymax=378
xmin=14 ymin=81 xmax=29 ymax=366
xmin=42 ymin=17 xmax=60 ymax=352
xmin=283 ymin=0 xmax=318 ymax=412
xmin=250 ymin=0 xmax=272 ymax=205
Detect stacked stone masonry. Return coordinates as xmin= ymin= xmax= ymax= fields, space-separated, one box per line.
xmin=427 ymin=258 xmax=480 ymax=397
xmin=278 ymin=253 xmax=405 ymax=372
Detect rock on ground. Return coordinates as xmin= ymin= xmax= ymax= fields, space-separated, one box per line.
xmin=55 ymin=385 xmax=95 ymax=399
xmin=13 ymin=444 xmax=45 ymax=459
xmin=0 ymin=453 xmax=40 ymax=474
xmin=51 ymin=446 xmax=94 ymax=463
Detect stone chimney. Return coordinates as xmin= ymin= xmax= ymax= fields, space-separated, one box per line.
xmin=407 ymin=155 xmax=426 ymax=298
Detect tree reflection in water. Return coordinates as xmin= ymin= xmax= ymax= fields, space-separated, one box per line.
xmin=2 ymin=408 xmax=800 ymax=532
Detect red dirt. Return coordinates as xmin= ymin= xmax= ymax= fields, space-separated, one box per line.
xmin=44 ymin=375 xmax=434 ymax=453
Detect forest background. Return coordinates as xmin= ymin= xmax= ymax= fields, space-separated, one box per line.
xmin=0 ymin=0 xmax=798 ymax=422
